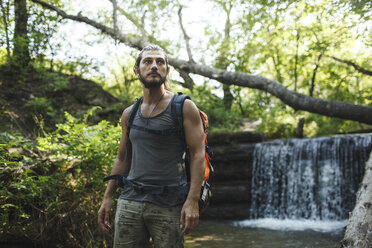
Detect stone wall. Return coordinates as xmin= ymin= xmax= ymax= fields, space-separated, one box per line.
xmin=202 ymin=132 xmax=264 ymax=219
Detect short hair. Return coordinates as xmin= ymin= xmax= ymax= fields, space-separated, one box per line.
xmin=135 ymin=44 xmax=169 ymax=68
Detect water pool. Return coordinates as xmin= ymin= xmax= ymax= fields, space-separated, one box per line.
xmin=185 ymin=219 xmax=344 ymax=248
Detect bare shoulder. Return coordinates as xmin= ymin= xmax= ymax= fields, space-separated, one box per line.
xmin=183 ymin=99 xmax=200 ymax=122
xmin=120 ymin=105 xmax=134 ymax=127
xmin=182 ymin=99 xmax=204 ymax=143
xmin=183 ymin=99 xmax=199 ymax=113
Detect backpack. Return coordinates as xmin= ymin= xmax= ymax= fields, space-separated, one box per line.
xmin=169 ymin=92 xmax=214 ymax=212
xmin=105 ymin=92 xmax=214 ymax=212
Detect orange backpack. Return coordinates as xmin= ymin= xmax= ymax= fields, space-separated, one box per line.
xmin=172 ymin=93 xmax=214 ymax=212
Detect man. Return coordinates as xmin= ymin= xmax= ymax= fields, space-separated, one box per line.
xmin=98 ymin=44 xmax=206 ymax=247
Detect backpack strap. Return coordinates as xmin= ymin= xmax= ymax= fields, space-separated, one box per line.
xmin=127 ymin=95 xmax=187 ymax=137
xmin=170 ymin=92 xmax=192 ymax=182
xmin=171 ymin=92 xmax=191 ymax=140
xmin=127 ymin=96 xmax=143 ymax=137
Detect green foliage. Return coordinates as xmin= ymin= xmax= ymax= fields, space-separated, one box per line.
xmin=102 ymin=56 xmax=143 ymax=103
xmin=181 ymin=84 xmax=243 ymax=131
xmin=0 ymin=133 xmax=35 ymax=238
xmin=24 ymin=97 xmax=53 ymax=113
xmin=251 ymin=99 xmax=297 ymax=139
xmin=0 ymin=48 xmax=8 ymax=65
xmin=0 ymin=110 xmax=121 ymax=247
xmin=52 ymin=56 xmax=101 ymax=77
xmin=28 ymin=2 xmax=60 ymax=58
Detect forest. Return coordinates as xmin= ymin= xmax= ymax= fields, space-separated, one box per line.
xmin=0 ymin=0 xmax=371 ymax=247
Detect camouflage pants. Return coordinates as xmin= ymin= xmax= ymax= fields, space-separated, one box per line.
xmin=114 ymin=199 xmax=184 ymax=248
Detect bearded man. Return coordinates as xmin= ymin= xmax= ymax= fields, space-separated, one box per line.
xmin=98 ymin=44 xmax=205 ymax=248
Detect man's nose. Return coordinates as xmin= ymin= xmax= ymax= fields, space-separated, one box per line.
xmin=150 ymin=61 xmax=158 ymax=70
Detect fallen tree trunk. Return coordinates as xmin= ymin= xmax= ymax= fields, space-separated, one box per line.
xmin=31 ymin=0 xmax=372 ymax=125
xmin=340 ymin=151 xmax=372 ymax=248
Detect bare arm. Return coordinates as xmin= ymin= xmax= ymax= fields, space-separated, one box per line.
xmin=180 ymin=99 xmax=206 ymax=235
xmin=98 ymin=106 xmax=132 ymax=232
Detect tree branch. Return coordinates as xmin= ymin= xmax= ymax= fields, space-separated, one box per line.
xmin=215 ymin=1 xmax=233 ymax=110
xmin=176 ymin=6 xmax=195 ymax=89
xmin=168 ymin=58 xmax=372 ymax=125
xmin=32 ymin=0 xmax=149 ymax=50
xmin=327 ymin=55 xmax=372 ymax=76
xmin=111 ymin=0 xmax=118 ymax=43
xmin=171 ymin=79 xmax=193 ymax=89
xmin=30 ymin=0 xmax=372 ymax=125
xmin=177 ymin=69 xmax=194 ymax=90
xmin=309 ymin=54 xmax=322 ymax=97
xmin=140 ymin=10 xmax=149 ymax=43
xmin=293 ymin=30 xmax=300 ymax=92
xmin=178 ymin=6 xmax=194 ymax=63
xmin=107 ymin=0 xmax=141 ymax=29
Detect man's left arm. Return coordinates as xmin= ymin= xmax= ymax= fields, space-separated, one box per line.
xmin=180 ymin=99 xmax=206 ymax=235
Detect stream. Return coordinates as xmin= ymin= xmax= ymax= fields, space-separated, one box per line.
xmin=185 ymin=219 xmax=344 ymax=248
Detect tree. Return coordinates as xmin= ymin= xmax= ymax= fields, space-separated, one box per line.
xmin=210 ymin=0 xmax=234 ymax=110
xmin=0 ymin=0 xmax=62 ymax=70
xmin=29 ymin=0 xmax=372 ymax=126
xmin=0 ymin=0 xmax=12 ymax=64
xmin=13 ymin=0 xmax=30 ymax=67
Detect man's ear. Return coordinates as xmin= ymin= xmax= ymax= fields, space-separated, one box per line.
xmin=133 ymin=66 xmax=139 ymax=75
xmin=166 ymin=66 xmax=170 ymax=75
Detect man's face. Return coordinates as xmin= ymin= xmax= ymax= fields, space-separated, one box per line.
xmin=136 ymin=50 xmax=169 ymax=88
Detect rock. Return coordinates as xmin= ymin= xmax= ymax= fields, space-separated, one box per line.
xmin=340 ymin=151 xmax=372 ymax=248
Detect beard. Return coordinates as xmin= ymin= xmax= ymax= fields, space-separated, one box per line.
xmin=139 ymin=70 xmax=167 ymax=89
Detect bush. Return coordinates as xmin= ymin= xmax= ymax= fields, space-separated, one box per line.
xmin=0 ymin=110 xmax=121 ymax=247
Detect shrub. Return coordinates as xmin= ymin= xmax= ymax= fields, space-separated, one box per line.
xmin=0 ymin=110 xmax=121 ymax=247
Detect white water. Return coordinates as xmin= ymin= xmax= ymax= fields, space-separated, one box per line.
xmin=250 ymin=135 xmax=372 ymax=221
xmin=233 ymin=218 xmax=348 ymax=233
xmin=242 ymin=134 xmax=372 ymax=235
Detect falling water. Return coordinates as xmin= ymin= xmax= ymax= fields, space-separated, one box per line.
xmin=249 ymin=134 xmax=372 ymax=223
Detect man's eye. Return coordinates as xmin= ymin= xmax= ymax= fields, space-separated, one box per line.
xmin=157 ymin=60 xmax=164 ymax=64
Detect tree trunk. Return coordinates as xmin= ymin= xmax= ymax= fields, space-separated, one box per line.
xmin=296 ymin=117 xmax=305 ymax=138
xmin=217 ymin=2 xmax=233 ymax=110
xmin=0 ymin=0 xmax=11 ymax=64
xmin=222 ymin=84 xmax=233 ymax=110
xmin=29 ymin=0 xmax=372 ymax=125
xmin=13 ymin=0 xmax=30 ymax=67
xmin=293 ymin=31 xmax=299 ymax=92
xmin=340 ymin=151 xmax=372 ymax=248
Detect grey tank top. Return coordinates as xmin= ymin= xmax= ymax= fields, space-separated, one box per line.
xmin=120 ymin=94 xmax=188 ymax=207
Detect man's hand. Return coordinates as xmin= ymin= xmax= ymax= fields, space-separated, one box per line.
xmin=98 ymin=198 xmax=113 ymax=232
xmin=179 ymin=198 xmax=199 ymax=235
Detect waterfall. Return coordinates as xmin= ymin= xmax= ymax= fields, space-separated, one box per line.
xmin=249 ymin=134 xmax=372 ymax=221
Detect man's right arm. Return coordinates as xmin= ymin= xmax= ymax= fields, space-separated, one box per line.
xmin=98 ymin=106 xmax=132 ymax=232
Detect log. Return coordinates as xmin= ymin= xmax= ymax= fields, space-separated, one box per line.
xmin=340 ymin=151 xmax=372 ymax=248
